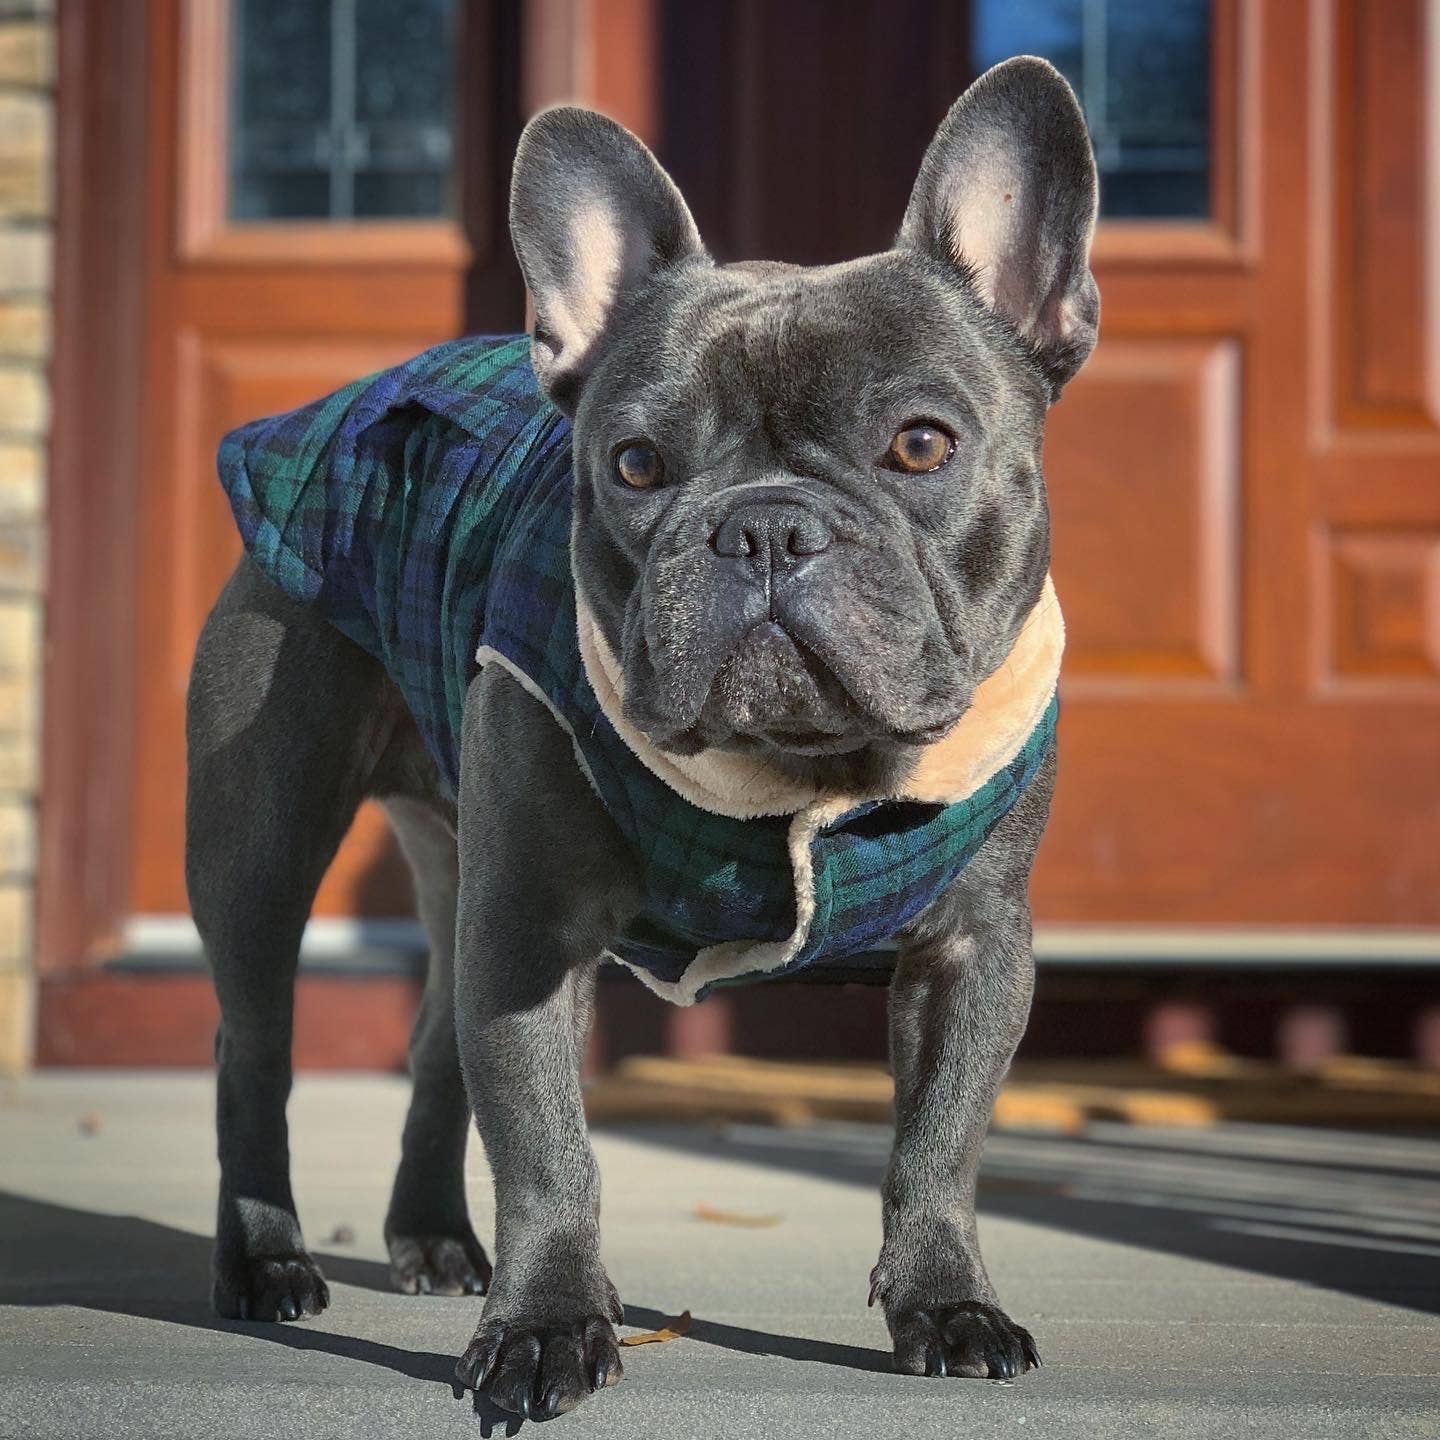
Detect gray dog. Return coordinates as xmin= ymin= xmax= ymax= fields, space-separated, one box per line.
xmin=186 ymin=55 xmax=1097 ymax=1419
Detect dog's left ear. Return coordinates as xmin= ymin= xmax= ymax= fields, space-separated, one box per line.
xmin=900 ymin=56 xmax=1099 ymax=397
xmin=510 ymin=106 xmax=706 ymax=413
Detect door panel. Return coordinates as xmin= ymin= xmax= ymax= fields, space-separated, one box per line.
xmin=1313 ymin=0 xmax=1440 ymax=700
xmin=1047 ymin=0 xmax=1439 ymax=923
xmin=124 ymin=0 xmax=510 ymax=924
xmin=131 ymin=334 xmax=447 ymax=917
xmin=1038 ymin=0 xmax=1438 ymax=923
xmin=657 ymin=0 xmax=1439 ymax=926
xmin=1326 ymin=0 xmax=1436 ymax=435
xmin=1046 ymin=340 xmax=1240 ymax=687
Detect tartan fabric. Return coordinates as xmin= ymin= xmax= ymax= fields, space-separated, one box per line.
xmin=218 ymin=335 xmax=1058 ymax=999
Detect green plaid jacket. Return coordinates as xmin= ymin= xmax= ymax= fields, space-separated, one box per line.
xmin=218 ymin=336 xmax=1057 ymax=1001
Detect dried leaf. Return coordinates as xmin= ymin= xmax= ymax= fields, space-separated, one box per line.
xmin=694 ymin=1202 xmax=783 ymax=1228
xmin=619 ymin=1310 xmax=692 ymax=1347
xmin=77 ymin=1112 xmax=102 ymax=1136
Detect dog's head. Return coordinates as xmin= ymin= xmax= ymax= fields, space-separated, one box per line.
xmin=509 ymin=58 xmax=1098 ymax=794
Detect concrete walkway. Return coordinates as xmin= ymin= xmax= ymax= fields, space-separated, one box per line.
xmin=1 ymin=1072 xmax=1437 ymax=1438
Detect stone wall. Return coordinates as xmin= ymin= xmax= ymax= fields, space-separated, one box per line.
xmin=0 ymin=0 xmax=52 ymax=1073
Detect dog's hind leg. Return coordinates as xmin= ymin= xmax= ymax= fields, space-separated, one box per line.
xmin=187 ymin=557 xmax=391 ymax=1321
xmin=380 ymin=793 xmax=492 ymax=1296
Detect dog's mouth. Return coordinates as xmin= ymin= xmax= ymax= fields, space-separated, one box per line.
xmin=714 ymin=618 xmax=852 ymax=718
xmin=617 ymin=550 xmax=978 ymax=768
xmin=655 ymin=618 xmax=959 ymax=760
xmin=752 ymin=717 xmax=871 ymax=755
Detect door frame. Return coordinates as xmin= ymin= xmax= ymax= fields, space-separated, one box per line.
xmin=40 ymin=0 xmax=150 ymax=982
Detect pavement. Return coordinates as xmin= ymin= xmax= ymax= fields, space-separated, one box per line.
xmin=1 ymin=1072 xmax=1437 ymax=1439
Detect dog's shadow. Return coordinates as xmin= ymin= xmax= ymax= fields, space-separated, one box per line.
xmin=0 ymin=1191 xmax=891 ymax=1431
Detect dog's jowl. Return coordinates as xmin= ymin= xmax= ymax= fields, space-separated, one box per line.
xmin=186 ymin=56 xmax=1097 ymax=1418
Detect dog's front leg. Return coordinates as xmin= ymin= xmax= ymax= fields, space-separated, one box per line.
xmin=873 ymin=753 xmax=1055 ymax=1381
xmin=450 ymin=667 xmax=640 ymax=1420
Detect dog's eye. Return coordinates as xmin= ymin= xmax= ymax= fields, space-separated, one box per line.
xmin=885 ymin=423 xmax=954 ymax=474
xmin=613 ymin=441 xmax=665 ymax=490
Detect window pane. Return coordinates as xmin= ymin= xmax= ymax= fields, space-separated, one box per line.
xmin=972 ymin=0 xmax=1211 ymax=219
xmin=354 ymin=0 xmax=455 ymax=219
xmin=230 ymin=0 xmax=457 ymax=222
xmin=230 ymin=0 xmax=332 ymax=220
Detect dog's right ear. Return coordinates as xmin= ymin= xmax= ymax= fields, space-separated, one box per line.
xmin=509 ymin=107 xmax=706 ymax=414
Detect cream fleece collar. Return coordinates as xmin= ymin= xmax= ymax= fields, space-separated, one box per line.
xmin=574 ymin=574 xmax=1064 ymax=819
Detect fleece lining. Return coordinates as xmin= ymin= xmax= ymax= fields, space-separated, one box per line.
xmin=575 ymin=575 xmax=1063 ymax=816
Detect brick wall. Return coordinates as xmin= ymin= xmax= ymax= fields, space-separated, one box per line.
xmin=0 ymin=0 xmax=52 ymax=1073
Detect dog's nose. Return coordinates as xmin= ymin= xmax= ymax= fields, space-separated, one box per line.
xmin=709 ymin=502 xmax=831 ymax=569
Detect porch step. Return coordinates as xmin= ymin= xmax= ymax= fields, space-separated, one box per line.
xmin=582 ymin=1049 xmax=1440 ymax=1131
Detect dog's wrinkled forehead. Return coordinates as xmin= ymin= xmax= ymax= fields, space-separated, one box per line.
xmin=584 ymin=256 xmax=1026 ymax=455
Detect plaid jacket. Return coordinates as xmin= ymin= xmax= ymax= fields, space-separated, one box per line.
xmin=218 ymin=336 xmax=1057 ymax=1003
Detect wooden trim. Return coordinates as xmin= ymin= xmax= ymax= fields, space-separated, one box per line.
xmin=183 ymin=222 xmax=473 ymax=267
xmin=38 ymin=0 xmax=151 ymax=976
xmin=120 ymin=913 xmax=426 ymax=966
xmin=1091 ymin=222 xmax=1249 ymax=269
xmin=1035 ymin=925 xmax=1440 ymax=967
xmin=1208 ymin=0 xmax=1242 ymax=245
xmin=176 ymin=0 xmax=473 ymax=266
xmin=522 ymin=0 xmax=659 ymax=142
xmin=35 ymin=972 xmax=422 ymax=1069
xmin=523 ymin=0 xmax=590 ymax=115
xmin=106 ymin=913 xmax=1440 ymax=971
xmin=1229 ymin=0 xmax=1264 ymax=261
xmin=174 ymin=0 xmax=227 ymax=260
xmin=1088 ymin=0 xmax=1255 ymax=270
xmin=1244 ymin=0 xmax=1312 ymax=695
xmin=591 ymin=0 xmax=658 ymax=142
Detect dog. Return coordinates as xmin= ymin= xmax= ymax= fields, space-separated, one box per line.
xmin=185 ymin=55 xmax=1098 ymax=1419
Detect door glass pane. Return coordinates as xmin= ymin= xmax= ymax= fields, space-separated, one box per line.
xmin=972 ymin=0 xmax=1211 ymax=219
xmin=230 ymin=0 xmax=457 ymax=222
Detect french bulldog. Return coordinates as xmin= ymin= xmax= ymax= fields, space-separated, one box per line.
xmin=185 ymin=54 xmax=1097 ymax=1420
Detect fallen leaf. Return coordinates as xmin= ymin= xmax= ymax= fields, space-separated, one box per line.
xmin=326 ymin=1223 xmax=356 ymax=1245
xmin=694 ymin=1202 xmax=783 ymax=1228
xmin=77 ymin=1112 xmax=102 ymax=1136
xmin=619 ymin=1310 xmax=692 ymax=1347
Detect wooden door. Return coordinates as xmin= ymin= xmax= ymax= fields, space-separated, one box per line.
xmin=37 ymin=0 xmax=527 ymax=1060
xmin=1046 ymin=0 xmax=1438 ymax=924
xmin=38 ymin=0 xmax=1439 ymax=1066
xmin=657 ymin=0 xmax=1440 ymax=928
xmin=123 ymin=0 xmax=501 ymax=933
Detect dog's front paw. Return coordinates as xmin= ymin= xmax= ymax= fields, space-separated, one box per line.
xmin=212 ymin=1251 xmax=330 ymax=1322
xmin=456 ymin=1311 xmax=623 ymax=1420
xmin=386 ymin=1229 xmax=492 ymax=1297
xmin=889 ymin=1299 xmax=1040 ymax=1380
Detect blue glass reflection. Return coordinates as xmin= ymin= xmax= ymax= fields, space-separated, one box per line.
xmin=973 ymin=0 xmax=1211 ymax=218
